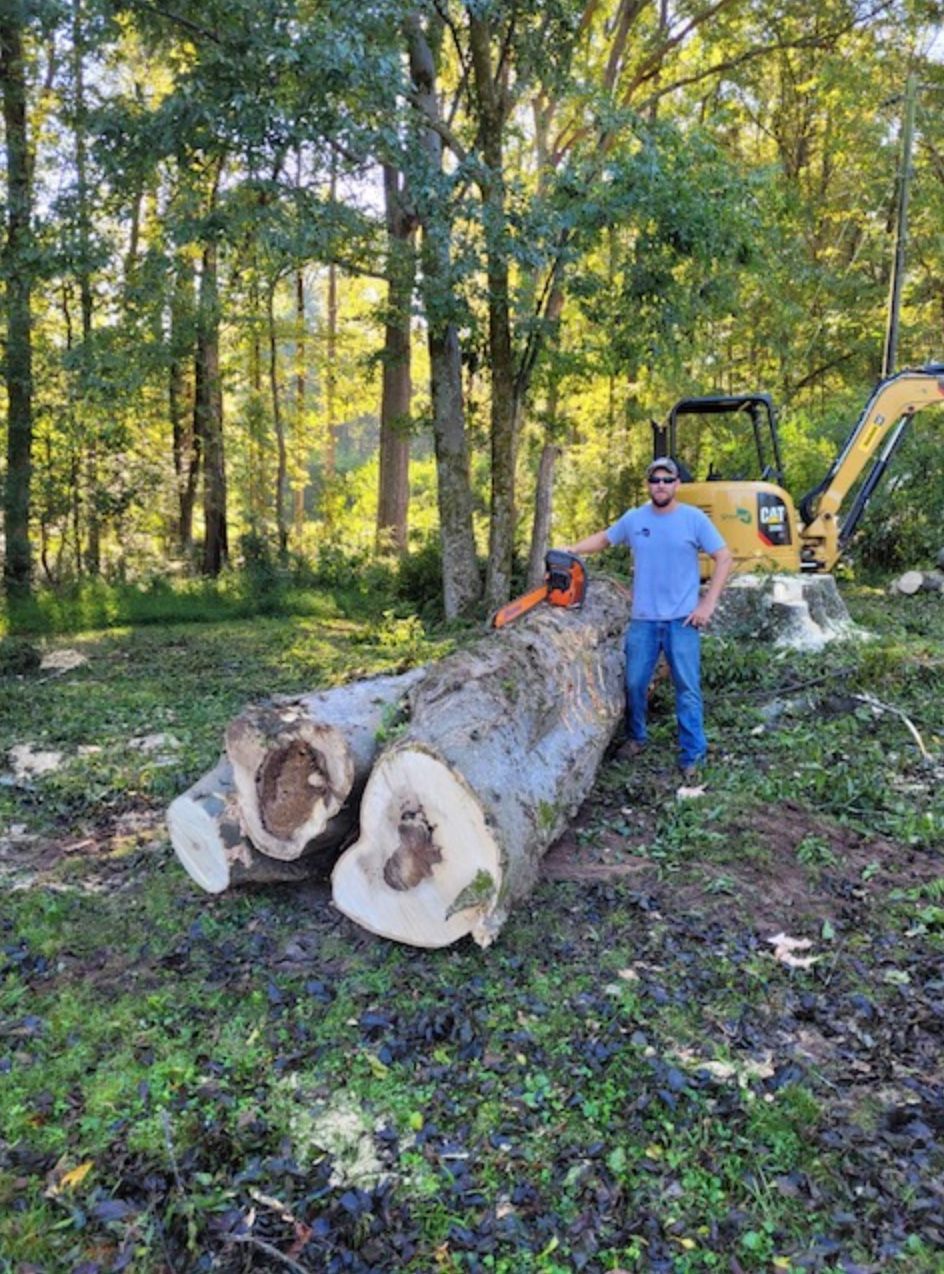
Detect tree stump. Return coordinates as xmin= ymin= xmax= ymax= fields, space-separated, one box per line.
xmin=225 ymin=667 xmax=426 ymax=862
xmin=712 ymin=573 xmax=859 ymax=649
xmin=331 ymin=578 xmax=632 ymax=949
xmin=167 ymin=758 xmax=319 ymax=893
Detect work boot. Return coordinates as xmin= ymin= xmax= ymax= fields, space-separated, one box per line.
xmin=679 ymin=756 xmax=705 ymax=783
xmin=615 ymin=738 xmax=645 ymax=762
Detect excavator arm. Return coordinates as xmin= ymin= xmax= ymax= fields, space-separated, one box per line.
xmin=798 ymin=366 xmax=944 ymax=572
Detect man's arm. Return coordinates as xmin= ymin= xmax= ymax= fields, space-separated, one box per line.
xmin=684 ymin=545 xmax=734 ymax=629
xmin=561 ymin=530 xmax=611 ymax=556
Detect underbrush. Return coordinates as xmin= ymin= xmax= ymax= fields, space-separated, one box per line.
xmin=0 ymin=536 xmax=464 ymax=639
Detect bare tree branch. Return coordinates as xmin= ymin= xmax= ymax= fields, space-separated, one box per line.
xmin=405 ymin=90 xmax=469 ymax=164
xmin=126 ymin=1 xmax=223 ymax=44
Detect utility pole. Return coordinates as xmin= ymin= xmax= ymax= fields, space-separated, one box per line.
xmin=882 ymin=71 xmax=918 ymax=377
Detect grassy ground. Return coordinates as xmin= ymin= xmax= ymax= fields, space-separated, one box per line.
xmin=1 ymin=584 xmax=943 ymax=1273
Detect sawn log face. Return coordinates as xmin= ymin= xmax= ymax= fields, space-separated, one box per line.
xmin=332 ymin=577 xmax=632 ymax=948
xmin=166 ymin=757 xmax=319 ymax=893
xmin=225 ymin=668 xmax=426 ymax=862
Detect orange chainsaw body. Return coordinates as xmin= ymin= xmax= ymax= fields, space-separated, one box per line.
xmin=492 ymin=550 xmax=588 ymax=628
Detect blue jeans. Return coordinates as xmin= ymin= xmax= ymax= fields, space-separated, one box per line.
xmin=624 ymin=619 xmax=706 ymax=767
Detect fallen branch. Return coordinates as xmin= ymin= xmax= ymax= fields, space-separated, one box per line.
xmin=227 ymin=1234 xmax=313 ymax=1274
xmin=852 ymin=692 xmax=931 ymax=761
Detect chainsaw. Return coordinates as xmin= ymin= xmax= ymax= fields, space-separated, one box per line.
xmin=492 ymin=550 xmax=588 ymax=629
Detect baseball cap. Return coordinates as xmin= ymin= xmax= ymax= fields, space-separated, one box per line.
xmin=646 ymin=456 xmax=679 ymax=479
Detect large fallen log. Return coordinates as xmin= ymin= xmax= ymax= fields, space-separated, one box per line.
xmin=167 ymin=758 xmax=319 ymax=893
xmin=225 ymin=667 xmax=426 ymax=862
xmin=331 ymin=578 xmax=632 ymax=949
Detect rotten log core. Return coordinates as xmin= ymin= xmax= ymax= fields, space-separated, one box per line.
xmin=256 ymin=739 xmax=333 ymax=840
xmin=383 ymin=807 xmax=442 ymax=891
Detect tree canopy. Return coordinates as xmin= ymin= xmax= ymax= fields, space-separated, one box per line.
xmin=2 ymin=0 xmax=944 ymax=609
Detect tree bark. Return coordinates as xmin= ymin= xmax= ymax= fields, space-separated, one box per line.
xmin=331 ymin=577 xmax=632 ymax=949
xmin=526 ymin=443 xmax=561 ymax=588
xmin=167 ymin=758 xmax=320 ymax=893
xmin=406 ymin=12 xmax=481 ymax=618
xmin=1 ymin=8 xmax=34 ymax=599
xmin=196 ymin=236 xmax=228 ymax=575
xmin=376 ymin=163 xmax=415 ymax=553
xmin=225 ymin=667 xmax=427 ymax=862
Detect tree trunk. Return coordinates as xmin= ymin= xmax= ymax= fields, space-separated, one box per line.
xmin=225 ymin=667 xmax=427 ymax=862
xmin=170 ymin=252 xmax=198 ymax=560
xmin=167 ymin=758 xmax=320 ymax=893
xmin=332 ymin=577 xmax=632 ymax=948
xmin=268 ymin=281 xmax=289 ymax=555
xmin=72 ymin=0 xmax=101 ymax=577
xmin=196 ymin=237 xmax=228 ymax=575
xmin=376 ymin=163 xmax=414 ymax=553
xmin=324 ymin=162 xmax=339 ymax=490
xmin=293 ymin=264 xmax=307 ymax=541
xmin=406 ymin=13 xmax=481 ymax=618
xmin=1 ymin=9 xmax=34 ymax=599
xmin=469 ymin=14 xmax=518 ymax=612
xmin=526 ymin=443 xmax=561 ymax=588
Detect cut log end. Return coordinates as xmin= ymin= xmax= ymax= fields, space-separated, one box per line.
xmin=226 ymin=715 xmax=355 ymax=860
xmin=331 ymin=748 xmax=502 ymax=949
xmin=167 ymin=791 xmax=235 ymax=894
xmin=167 ymin=760 xmax=322 ymax=894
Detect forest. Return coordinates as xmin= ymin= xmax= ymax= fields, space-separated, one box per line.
xmin=3 ymin=0 xmax=944 ymax=624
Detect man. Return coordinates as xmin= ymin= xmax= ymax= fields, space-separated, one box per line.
xmin=563 ymin=457 xmax=733 ymax=779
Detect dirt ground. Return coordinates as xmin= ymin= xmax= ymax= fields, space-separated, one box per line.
xmin=543 ymin=785 xmax=944 ymax=936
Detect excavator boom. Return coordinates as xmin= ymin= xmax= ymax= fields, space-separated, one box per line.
xmin=798 ymin=366 xmax=944 ymax=571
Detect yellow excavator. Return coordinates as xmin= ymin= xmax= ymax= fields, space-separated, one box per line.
xmin=657 ymin=365 xmax=944 ymax=576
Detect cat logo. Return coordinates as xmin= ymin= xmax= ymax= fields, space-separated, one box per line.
xmin=759 ymin=505 xmax=786 ymax=526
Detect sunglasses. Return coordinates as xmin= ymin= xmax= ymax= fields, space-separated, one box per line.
xmin=648 ymin=475 xmax=677 ymax=485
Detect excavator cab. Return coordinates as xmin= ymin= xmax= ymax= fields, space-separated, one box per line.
xmin=653 ymin=393 xmax=785 ymax=485
xmin=653 ymin=393 xmax=802 ymax=576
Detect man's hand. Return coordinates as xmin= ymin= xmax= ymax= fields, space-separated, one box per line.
xmin=684 ymin=599 xmax=715 ymax=629
xmin=686 ymin=546 xmax=733 ymax=629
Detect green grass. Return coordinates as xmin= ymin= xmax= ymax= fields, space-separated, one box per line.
xmin=1 ymin=581 xmax=943 ymax=1270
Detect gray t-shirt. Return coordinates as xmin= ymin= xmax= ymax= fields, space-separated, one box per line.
xmin=606 ymin=502 xmax=726 ymax=620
